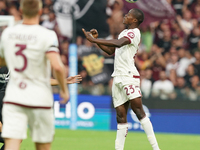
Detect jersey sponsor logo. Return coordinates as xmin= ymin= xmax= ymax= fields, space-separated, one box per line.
xmin=127 ymin=32 xmax=135 ymax=39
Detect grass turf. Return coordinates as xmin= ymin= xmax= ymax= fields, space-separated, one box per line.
xmin=19 ymin=129 xmax=200 ymax=150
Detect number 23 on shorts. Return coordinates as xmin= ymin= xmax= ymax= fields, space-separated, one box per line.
xmin=124 ymin=85 xmax=142 ymax=96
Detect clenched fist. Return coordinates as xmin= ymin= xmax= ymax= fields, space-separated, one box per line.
xmin=90 ymin=29 xmax=99 ymax=39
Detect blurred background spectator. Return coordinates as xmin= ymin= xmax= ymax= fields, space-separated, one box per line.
xmin=1 ymin=0 xmax=200 ymax=101
xmin=152 ymin=71 xmax=174 ymax=100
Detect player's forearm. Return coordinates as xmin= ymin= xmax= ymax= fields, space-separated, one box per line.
xmin=53 ymin=66 xmax=67 ymax=92
xmin=93 ymin=38 xmax=122 ymax=48
xmin=50 ymin=78 xmax=73 ymax=85
xmin=96 ymin=44 xmax=115 ymax=55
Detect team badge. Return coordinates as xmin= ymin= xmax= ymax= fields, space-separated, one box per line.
xmin=127 ymin=32 xmax=135 ymax=39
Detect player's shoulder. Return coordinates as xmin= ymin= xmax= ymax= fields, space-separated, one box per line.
xmin=36 ymin=26 xmax=59 ymax=47
xmin=4 ymin=23 xmax=23 ymax=31
xmin=23 ymin=25 xmax=56 ymax=39
xmin=123 ymin=28 xmax=140 ymax=40
xmin=0 ymin=25 xmax=18 ymax=41
xmin=1 ymin=25 xmax=15 ymax=36
xmin=37 ymin=25 xmax=56 ymax=35
xmin=127 ymin=28 xmax=140 ymax=35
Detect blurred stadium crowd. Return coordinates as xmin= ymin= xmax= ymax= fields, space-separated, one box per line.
xmin=0 ymin=0 xmax=200 ymax=101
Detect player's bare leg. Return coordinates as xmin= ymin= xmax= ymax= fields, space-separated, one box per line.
xmin=4 ymin=138 xmax=21 ymax=150
xmin=130 ymin=97 xmax=160 ymax=150
xmin=35 ymin=143 xmax=51 ymax=150
xmin=115 ymin=101 xmax=129 ymax=150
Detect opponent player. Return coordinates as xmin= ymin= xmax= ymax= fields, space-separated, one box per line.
xmin=83 ymin=8 xmax=160 ymax=150
xmin=0 ymin=0 xmax=69 ymax=150
xmin=0 ymin=67 xmax=9 ymax=150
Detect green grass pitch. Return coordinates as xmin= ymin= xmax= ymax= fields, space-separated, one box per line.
xmin=19 ymin=129 xmax=200 ymax=150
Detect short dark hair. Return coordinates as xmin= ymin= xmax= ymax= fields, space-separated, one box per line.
xmin=132 ymin=8 xmax=144 ymax=25
xmin=20 ymin=0 xmax=42 ymax=18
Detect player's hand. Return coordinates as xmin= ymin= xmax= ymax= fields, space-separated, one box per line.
xmin=82 ymin=28 xmax=95 ymax=42
xmin=59 ymin=90 xmax=70 ymax=104
xmin=90 ymin=29 xmax=98 ymax=39
xmin=66 ymin=75 xmax=82 ymax=84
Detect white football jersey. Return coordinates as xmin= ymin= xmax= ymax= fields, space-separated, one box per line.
xmin=111 ymin=28 xmax=141 ymax=77
xmin=0 ymin=24 xmax=59 ymax=108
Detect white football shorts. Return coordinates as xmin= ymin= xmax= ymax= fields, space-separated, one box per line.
xmin=2 ymin=104 xmax=54 ymax=143
xmin=112 ymin=76 xmax=142 ymax=108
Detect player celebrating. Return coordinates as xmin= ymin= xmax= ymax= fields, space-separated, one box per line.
xmin=0 ymin=0 xmax=69 ymax=150
xmin=83 ymin=8 xmax=160 ymax=150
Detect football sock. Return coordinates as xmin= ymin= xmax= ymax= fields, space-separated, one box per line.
xmin=0 ymin=144 xmax=4 ymax=150
xmin=115 ymin=123 xmax=128 ymax=150
xmin=140 ymin=116 xmax=160 ymax=150
xmin=0 ymin=133 xmax=4 ymax=143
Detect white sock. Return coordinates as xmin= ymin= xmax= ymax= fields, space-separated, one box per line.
xmin=115 ymin=123 xmax=128 ymax=150
xmin=140 ymin=116 xmax=160 ymax=150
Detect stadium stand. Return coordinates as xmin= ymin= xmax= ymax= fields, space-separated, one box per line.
xmin=0 ymin=0 xmax=200 ymax=101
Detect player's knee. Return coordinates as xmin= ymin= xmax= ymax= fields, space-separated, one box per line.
xmin=116 ymin=114 xmax=127 ymax=123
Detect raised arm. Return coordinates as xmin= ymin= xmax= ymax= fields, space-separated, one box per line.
xmin=96 ymin=44 xmax=116 ymax=55
xmin=89 ymin=29 xmax=116 ymax=55
xmin=92 ymin=38 xmax=129 ymax=48
xmin=82 ymin=28 xmax=130 ymax=55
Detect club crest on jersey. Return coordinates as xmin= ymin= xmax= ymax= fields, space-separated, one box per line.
xmin=19 ymin=82 xmax=27 ymax=89
xmin=127 ymin=32 xmax=135 ymax=39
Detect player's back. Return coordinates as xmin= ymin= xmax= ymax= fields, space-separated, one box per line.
xmin=0 ymin=24 xmax=59 ymax=107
